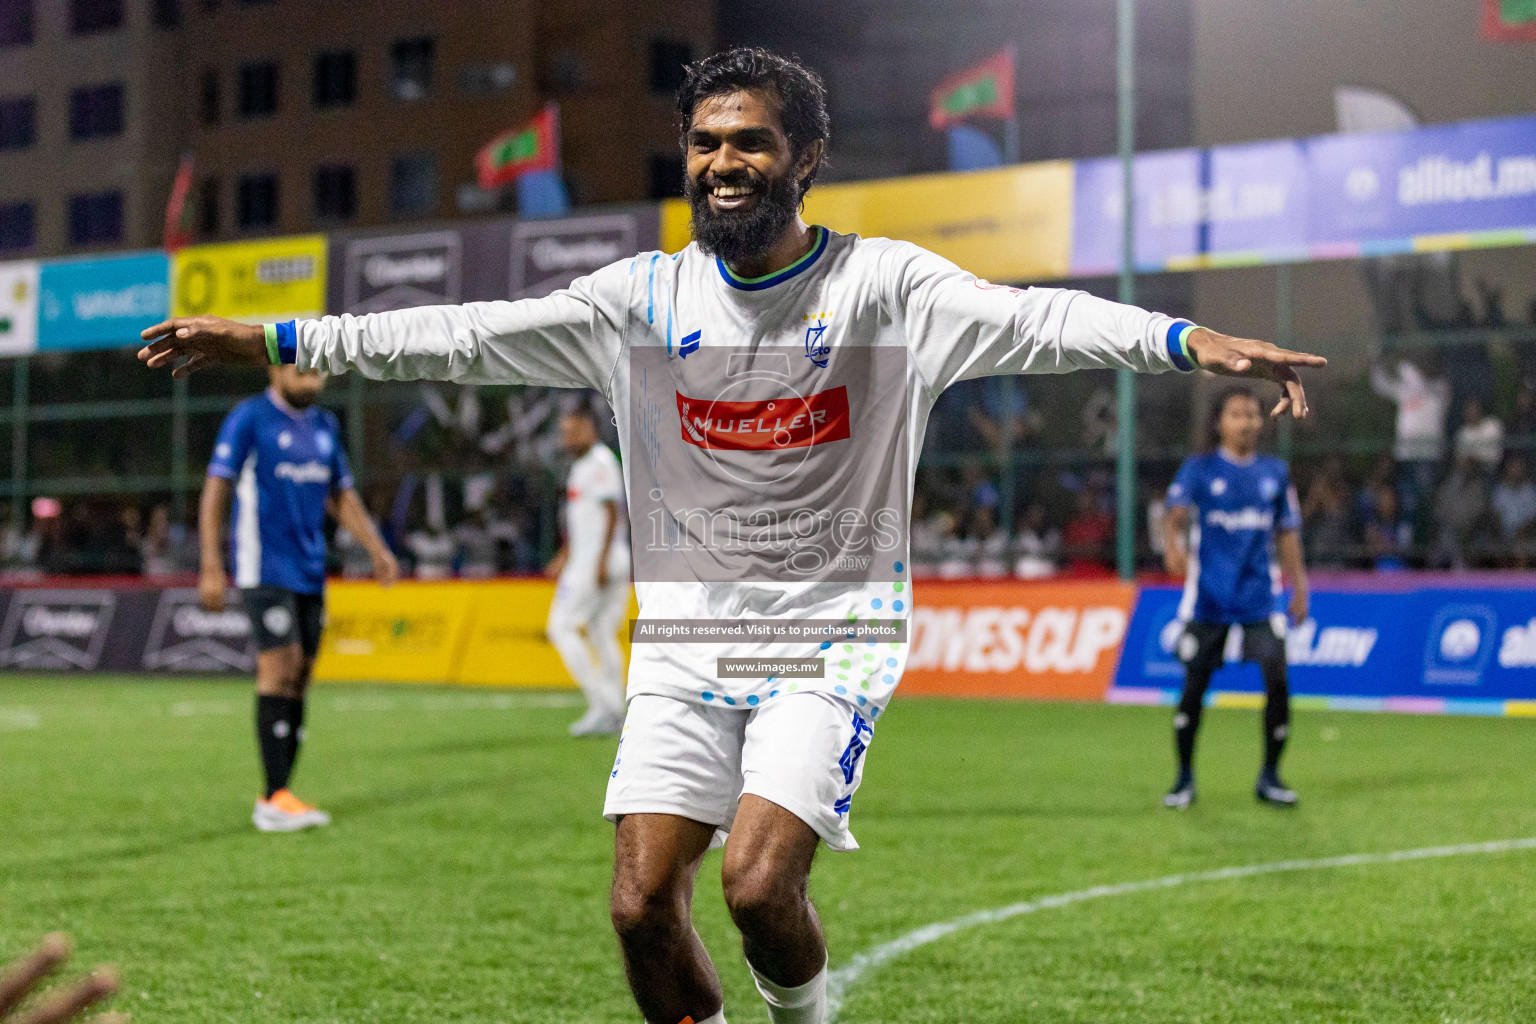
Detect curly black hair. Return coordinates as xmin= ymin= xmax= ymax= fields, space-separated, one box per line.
xmin=675 ymin=47 xmax=830 ymax=194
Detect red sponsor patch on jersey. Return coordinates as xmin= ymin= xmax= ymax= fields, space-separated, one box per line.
xmin=676 ymin=386 xmax=851 ymax=451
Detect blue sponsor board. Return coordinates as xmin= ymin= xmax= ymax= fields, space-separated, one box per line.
xmin=1307 ymin=113 xmax=1536 ymax=254
xmin=1069 ymin=114 xmax=1536 ymax=275
xmin=1116 ymin=584 xmax=1536 ymax=706
xmin=38 ymin=252 xmax=169 ymax=352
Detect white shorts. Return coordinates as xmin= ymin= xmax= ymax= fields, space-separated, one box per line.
xmin=602 ymin=691 xmax=875 ymax=852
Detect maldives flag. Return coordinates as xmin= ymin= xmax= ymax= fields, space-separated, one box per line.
xmin=476 ymin=103 xmax=560 ymax=189
xmin=929 ymin=50 xmax=1015 ymax=130
xmin=1484 ymin=0 xmax=1536 ymax=40
xmin=163 ymin=152 xmax=195 ymax=252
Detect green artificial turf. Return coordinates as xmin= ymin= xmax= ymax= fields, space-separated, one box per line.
xmin=2 ymin=676 xmax=1533 ymax=1023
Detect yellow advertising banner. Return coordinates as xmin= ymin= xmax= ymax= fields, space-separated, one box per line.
xmin=172 ymin=235 xmax=328 ymax=323
xmin=660 ymin=161 xmax=1075 ymax=282
xmin=313 ymin=578 xmax=635 ymax=687
xmin=314 ymin=580 xmax=480 ymax=684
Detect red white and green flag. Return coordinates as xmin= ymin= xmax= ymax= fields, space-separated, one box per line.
xmin=929 ymin=50 xmax=1015 ymax=130
xmin=476 ymin=103 xmax=560 ymax=189
xmin=1484 ymin=0 xmax=1536 ymax=40
xmin=162 ymin=152 xmax=195 ymax=252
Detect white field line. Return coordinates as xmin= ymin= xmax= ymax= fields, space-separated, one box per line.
xmin=0 ymin=707 xmax=41 ymax=730
xmin=826 ymin=836 xmax=1536 ymax=1021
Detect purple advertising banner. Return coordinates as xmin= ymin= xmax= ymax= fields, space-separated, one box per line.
xmin=1306 ymin=113 xmax=1536 ymax=257
xmin=1070 ymin=140 xmax=1308 ymax=275
xmin=1068 ymin=115 xmax=1536 ymax=277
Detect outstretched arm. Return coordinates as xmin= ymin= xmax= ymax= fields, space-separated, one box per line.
xmin=139 ymin=259 xmax=636 ymax=390
xmin=893 ymin=243 xmax=1326 ymax=418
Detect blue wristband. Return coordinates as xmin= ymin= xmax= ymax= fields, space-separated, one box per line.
xmin=273 ymin=320 xmax=298 ymax=365
xmin=1166 ymin=320 xmax=1198 ymax=373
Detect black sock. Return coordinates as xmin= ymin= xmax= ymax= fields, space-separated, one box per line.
xmin=1174 ymin=669 xmax=1214 ymax=784
xmin=285 ymin=696 xmax=307 ymax=784
xmin=255 ymin=695 xmax=304 ymax=798
xmin=1261 ymin=660 xmax=1290 ymax=778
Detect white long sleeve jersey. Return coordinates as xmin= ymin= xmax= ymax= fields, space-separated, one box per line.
xmin=298 ymin=227 xmax=1193 ymax=717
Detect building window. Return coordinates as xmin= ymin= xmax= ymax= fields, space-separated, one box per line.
xmin=0 ymin=95 xmax=36 ymax=150
xmin=199 ymin=68 xmax=220 ymax=125
xmin=69 ymin=83 xmax=125 ymax=141
xmin=457 ymin=62 xmax=516 ymax=98
xmin=68 ymin=190 xmax=124 ymax=245
xmin=197 ymin=175 xmax=219 ymax=235
xmin=390 ymin=152 xmax=436 ymax=216
xmin=0 ymin=201 xmax=34 ymax=252
xmin=152 ymin=0 xmax=181 ymax=28
xmin=389 ymin=37 xmax=434 ymax=101
xmin=312 ymin=164 xmax=355 ymax=221
xmin=0 ymin=0 xmax=34 ymax=48
xmin=648 ymin=39 xmax=692 ymax=95
xmin=237 ymin=172 xmax=278 ymax=229
xmin=70 ymin=0 xmax=122 ymax=35
xmin=648 ymin=153 xmax=684 ymax=200
xmin=237 ymin=61 xmax=279 ymax=119
xmin=312 ymin=50 xmax=355 ymax=109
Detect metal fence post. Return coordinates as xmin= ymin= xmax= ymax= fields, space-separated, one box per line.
xmin=348 ymin=374 xmax=366 ymax=486
xmin=10 ymin=357 xmax=27 ymax=526
xmin=1276 ymin=262 xmax=1295 ymax=460
xmin=171 ymin=377 xmax=189 ymax=523
xmin=1115 ymin=0 xmax=1138 ymax=580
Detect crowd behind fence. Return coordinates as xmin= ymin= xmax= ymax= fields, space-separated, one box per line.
xmin=1 ymin=324 xmax=1534 ymax=582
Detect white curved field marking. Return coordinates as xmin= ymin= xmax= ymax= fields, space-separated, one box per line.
xmin=827 ymin=836 xmax=1536 ymax=1021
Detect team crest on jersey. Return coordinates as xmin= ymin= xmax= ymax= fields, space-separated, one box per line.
xmin=1259 ymin=476 xmax=1278 ymax=500
xmin=316 ymin=432 xmax=333 ymax=457
xmin=1210 ymin=478 xmax=1227 ymax=496
xmin=802 ymin=310 xmax=833 ymax=368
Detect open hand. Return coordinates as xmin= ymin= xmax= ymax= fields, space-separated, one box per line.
xmin=139 ymin=316 xmax=268 ymax=377
xmin=1186 ymin=328 xmax=1327 ymax=419
xmin=0 ymin=933 xmax=123 ymax=1024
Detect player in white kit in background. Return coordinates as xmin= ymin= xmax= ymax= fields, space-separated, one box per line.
xmin=545 ymin=402 xmax=631 ymax=736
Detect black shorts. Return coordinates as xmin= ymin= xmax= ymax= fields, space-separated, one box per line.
xmin=241 ymin=586 xmax=326 ymax=658
xmin=1178 ymin=618 xmax=1286 ymax=671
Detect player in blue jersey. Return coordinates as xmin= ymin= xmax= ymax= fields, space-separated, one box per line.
xmin=200 ymin=365 xmax=397 ymax=832
xmin=1162 ymin=387 xmax=1310 ymax=809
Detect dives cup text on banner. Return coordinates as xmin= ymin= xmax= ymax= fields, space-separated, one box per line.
xmin=903 ymin=580 xmax=1135 ymax=700
xmin=0 ymin=260 xmax=40 ymax=356
xmin=37 ymin=252 xmax=169 ymax=352
xmin=172 ymin=235 xmax=328 ymax=324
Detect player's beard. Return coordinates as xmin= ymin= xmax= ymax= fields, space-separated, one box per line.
xmin=685 ymin=167 xmax=801 ymax=265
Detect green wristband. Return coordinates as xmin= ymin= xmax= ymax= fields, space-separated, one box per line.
xmin=263 ymin=323 xmax=280 ymax=366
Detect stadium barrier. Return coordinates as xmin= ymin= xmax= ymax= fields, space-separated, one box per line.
xmin=2 ymin=577 xmax=1533 ymax=714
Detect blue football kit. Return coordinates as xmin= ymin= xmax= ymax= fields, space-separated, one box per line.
xmin=207 ymin=389 xmax=352 ymax=596
xmin=1166 ymin=448 xmax=1301 ymax=625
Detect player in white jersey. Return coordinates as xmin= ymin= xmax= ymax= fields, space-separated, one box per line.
xmin=139 ymin=47 xmax=1325 ymax=1024
xmin=546 ymin=402 xmax=632 ymax=736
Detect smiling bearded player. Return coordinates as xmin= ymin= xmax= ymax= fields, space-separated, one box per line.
xmin=138 ymin=47 xmax=1325 ymax=1024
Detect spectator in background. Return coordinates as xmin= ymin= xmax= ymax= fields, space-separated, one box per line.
xmin=1353 ymin=455 xmax=1395 ymax=525
xmin=140 ymin=504 xmax=181 ymax=577
xmin=454 ymin=508 xmax=499 ymax=579
xmin=1371 ymin=357 xmax=1450 ymax=513
xmin=970 ymin=504 xmax=1010 ymax=578
xmin=937 ymin=510 xmax=974 ymax=579
xmin=1062 ymin=486 xmax=1114 ymax=575
xmin=1492 ymin=455 xmax=1536 ymax=567
xmin=1013 ymin=501 xmax=1060 ymax=579
xmin=965 ymin=376 xmax=1038 ymax=451
xmin=1453 ymin=396 xmax=1504 ymax=475
xmin=1303 ymin=456 xmax=1356 ymax=567
xmin=1363 ymin=486 xmax=1413 ymax=571
xmin=908 ymin=494 xmax=943 ymax=580
xmin=1431 ymin=455 xmax=1491 ymax=569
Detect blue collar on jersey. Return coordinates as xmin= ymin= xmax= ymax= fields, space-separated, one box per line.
xmin=716 ymin=225 xmax=828 ymax=291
